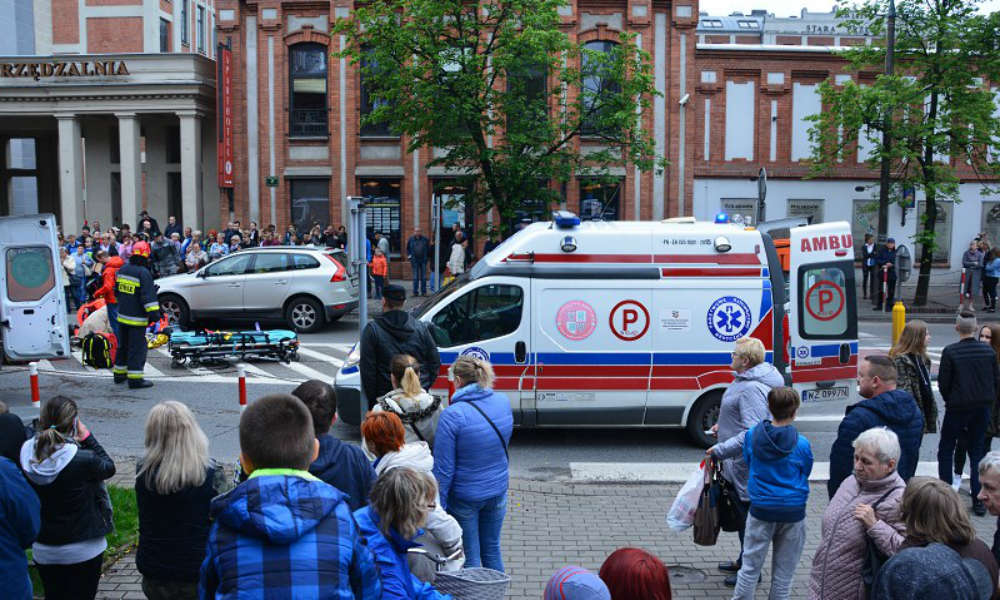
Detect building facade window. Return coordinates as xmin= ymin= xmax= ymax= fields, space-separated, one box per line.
xmin=360 ymin=49 xmax=391 ymax=136
xmin=159 ymin=18 xmax=170 ymax=53
xmin=289 ymin=43 xmax=328 ymax=137
xmin=580 ymin=40 xmax=620 ymax=137
xmin=506 ymin=59 xmax=548 ymax=132
xmin=290 ymin=179 xmax=330 ymax=234
xmin=180 ymin=0 xmax=189 ymax=46
xmin=4 ymin=138 xmax=38 ymax=216
xmin=197 ymin=6 xmax=205 ymax=52
xmin=359 ymin=179 xmax=401 ymax=256
xmin=579 ymin=178 xmax=621 ymax=221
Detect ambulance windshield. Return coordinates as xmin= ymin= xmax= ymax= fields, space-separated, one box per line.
xmin=412 ymin=272 xmax=472 ymax=318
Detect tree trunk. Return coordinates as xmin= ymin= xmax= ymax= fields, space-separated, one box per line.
xmin=913 ymin=91 xmax=940 ymax=307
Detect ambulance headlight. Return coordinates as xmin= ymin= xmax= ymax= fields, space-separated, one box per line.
xmin=714 ymin=236 xmax=732 ymax=253
xmin=560 ymin=235 xmax=578 ymax=253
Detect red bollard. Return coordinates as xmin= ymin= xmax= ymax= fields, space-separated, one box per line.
xmin=960 ymin=267 xmax=967 ymax=304
xmin=882 ymin=266 xmax=888 ymax=306
xmin=29 ymin=362 xmax=40 ymax=414
xmin=238 ymin=365 xmax=247 ymax=412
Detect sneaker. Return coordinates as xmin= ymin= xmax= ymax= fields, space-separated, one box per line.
xmin=953 ymin=473 xmax=963 ymax=491
xmin=718 ymin=561 xmax=741 ymax=574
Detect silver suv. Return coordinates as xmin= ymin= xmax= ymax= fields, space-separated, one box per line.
xmin=156 ymin=246 xmax=359 ymax=333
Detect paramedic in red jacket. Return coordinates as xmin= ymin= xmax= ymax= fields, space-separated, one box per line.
xmin=92 ymin=250 xmax=124 ymax=340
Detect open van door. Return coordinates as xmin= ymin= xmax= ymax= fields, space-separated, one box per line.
xmin=0 ymin=214 xmax=70 ymax=361
xmin=788 ymin=221 xmax=858 ymax=404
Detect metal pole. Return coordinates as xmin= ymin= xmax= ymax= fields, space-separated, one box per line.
xmin=433 ymin=195 xmax=440 ymax=293
xmin=877 ymin=0 xmax=896 ymax=246
xmin=349 ymin=196 xmax=368 ymax=336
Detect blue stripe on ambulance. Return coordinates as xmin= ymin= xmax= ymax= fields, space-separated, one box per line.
xmin=439 ymin=351 xmax=774 ymax=366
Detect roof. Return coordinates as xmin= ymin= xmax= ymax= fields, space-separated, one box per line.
xmin=697 ymin=14 xmax=765 ymax=33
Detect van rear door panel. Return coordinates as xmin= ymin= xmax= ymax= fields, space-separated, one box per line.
xmin=531 ymin=280 xmax=651 ymax=425
xmin=0 ymin=214 xmax=70 ymax=361
xmin=788 ymin=222 xmax=859 ymax=403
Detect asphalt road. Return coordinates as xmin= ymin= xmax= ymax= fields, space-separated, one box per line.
xmin=0 ymin=314 xmax=979 ymax=482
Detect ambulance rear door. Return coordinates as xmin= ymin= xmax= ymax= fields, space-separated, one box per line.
xmin=788 ymin=221 xmax=858 ymax=403
xmin=0 ymin=214 xmax=70 ymax=361
xmin=531 ymin=277 xmax=653 ymax=425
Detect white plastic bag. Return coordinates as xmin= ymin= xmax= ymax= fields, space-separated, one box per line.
xmin=666 ymin=460 xmax=706 ymax=532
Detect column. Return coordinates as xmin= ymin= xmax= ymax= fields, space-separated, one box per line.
xmin=178 ymin=111 xmax=203 ymax=230
xmin=116 ymin=113 xmax=142 ymax=230
xmin=56 ymin=114 xmax=84 ymax=232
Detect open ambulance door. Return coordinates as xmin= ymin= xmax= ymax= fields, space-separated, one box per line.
xmin=788 ymin=221 xmax=859 ymax=404
xmin=0 ymin=214 xmax=70 ymax=361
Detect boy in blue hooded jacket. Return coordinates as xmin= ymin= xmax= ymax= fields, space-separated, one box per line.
xmin=709 ymin=386 xmax=813 ymax=600
xmin=199 ymin=393 xmax=381 ymax=600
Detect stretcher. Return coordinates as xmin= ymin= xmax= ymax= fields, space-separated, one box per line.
xmin=168 ymin=328 xmax=299 ymax=368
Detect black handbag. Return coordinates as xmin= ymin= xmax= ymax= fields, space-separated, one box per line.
xmin=714 ymin=460 xmax=746 ymax=532
xmin=860 ymin=488 xmax=895 ymax=598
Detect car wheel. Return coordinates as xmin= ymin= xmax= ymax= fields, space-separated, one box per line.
xmin=159 ymin=294 xmax=190 ymax=328
xmin=285 ymin=296 xmax=324 ymax=333
xmin=686 ymin=389 xmax=724 ymax=448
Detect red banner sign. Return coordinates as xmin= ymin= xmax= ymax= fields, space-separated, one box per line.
xmin=217 ymin=45 xmax=234 ymax=188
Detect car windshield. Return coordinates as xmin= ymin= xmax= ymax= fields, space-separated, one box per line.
xmin=411 ymin=272 xmax=472 ymax=318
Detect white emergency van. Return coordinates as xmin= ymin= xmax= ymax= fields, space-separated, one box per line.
xmin=0 ymin=214 xmax=71 ymax=362
xmin=335 ymin=213 xmax=858 ymax=446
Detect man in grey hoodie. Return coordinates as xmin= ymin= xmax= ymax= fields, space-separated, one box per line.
xmin=710 ymin=337 xmax=784 ymax=586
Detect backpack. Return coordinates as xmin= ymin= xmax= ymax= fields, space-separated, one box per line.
xmin=82 ymin=332 xmax=117 ymax=369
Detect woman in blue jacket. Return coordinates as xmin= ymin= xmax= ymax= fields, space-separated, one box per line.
xmin=432 ymin=356 xmax=513 ymax=572
xmin=354 ymin=468 xmax=451 ymax=600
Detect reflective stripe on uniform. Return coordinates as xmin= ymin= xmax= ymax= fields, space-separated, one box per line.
xmin=127 ymin=372 xmax=144 ymax=379
xmin=117 ymin=274 xmax=140 ymax=283
xmin=144 ymin=302 xmax=160 ymax=312
xmin=112 ymin=366 xmax=127 ymax=374
xmin=117 ymin=314 xmax=147 ymax=326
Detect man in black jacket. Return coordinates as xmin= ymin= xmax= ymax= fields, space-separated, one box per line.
xmin=938 ymin=311 xmax=1000 ymax=515
xmin=359 ymin=284 xmax=441 ymax=407
xmin=406 ymin=227 xmax=430 ymax=297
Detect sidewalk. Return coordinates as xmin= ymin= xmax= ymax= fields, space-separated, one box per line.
xmin=96 ymin=470 xmax=1000 ymax=599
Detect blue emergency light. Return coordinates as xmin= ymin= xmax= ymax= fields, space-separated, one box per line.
xmin=553 ymin=210 xmax=581 ymax=229
xmin=714 ymin=212 xmax=730 ymax=224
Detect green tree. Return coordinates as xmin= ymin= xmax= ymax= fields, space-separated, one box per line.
xmin=333 ymin=0 xmax=664 ymax=234
xmin=807 ymin=0 xmax=1000 ymax=305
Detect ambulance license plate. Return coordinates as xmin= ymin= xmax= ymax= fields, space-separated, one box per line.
xmin=803 ymin=386 xmax=849 ymax=402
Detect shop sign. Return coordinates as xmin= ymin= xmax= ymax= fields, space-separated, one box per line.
xmin=0 ymin=60 xmax=130 ymax=80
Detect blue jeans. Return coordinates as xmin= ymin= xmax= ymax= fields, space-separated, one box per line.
xmin=69 ymin=275 xmax=86 ymax=307
xmin=411 ymin=259 xmax=427 ymax=295
xmin=447 ymin=494 xmax=507 ymax=571
xmin=107 ymin=302 xmax=120 ymax=340
xmin=939 ymin=406 xmax=991 ymax=499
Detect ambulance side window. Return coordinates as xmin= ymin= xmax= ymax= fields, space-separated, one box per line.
xmin=5 ymin=247 xmax=55 ymax=302
xmin=430 ymin=284 xmax=523 ymax=347
xmin=798 ymin=262 xmax=855 ymax=339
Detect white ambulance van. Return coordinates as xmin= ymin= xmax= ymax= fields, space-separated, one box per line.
xmin=0 ymin=214 xmax=71 ymax=362
xmin=335 ymin=213 xmax=858 ymax=446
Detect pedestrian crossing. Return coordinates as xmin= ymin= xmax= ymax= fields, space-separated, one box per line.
xmin=35 ymin=342 xmax=355 ymax=385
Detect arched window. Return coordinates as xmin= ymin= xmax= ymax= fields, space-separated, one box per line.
xmin=580 ymin=40 xmax=620 ymax=136
xmin=289 ymin=43 xmax=328 ymax=137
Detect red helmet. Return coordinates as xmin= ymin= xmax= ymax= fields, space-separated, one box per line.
xmin=131 ymin=241 xmax=151 ymax=258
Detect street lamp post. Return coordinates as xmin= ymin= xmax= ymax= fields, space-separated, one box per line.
xmin=877 ymin=0 xmax=897 ymax=246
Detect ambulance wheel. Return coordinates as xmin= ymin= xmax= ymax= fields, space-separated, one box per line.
xmin=687 ymin=390 xmax=723 ymax=448
xmin=160 ymin=294 xmax=190 ymax=328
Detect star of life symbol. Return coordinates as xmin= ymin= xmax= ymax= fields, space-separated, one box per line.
xmin=706 ymin=296 xmax=752 ymax=342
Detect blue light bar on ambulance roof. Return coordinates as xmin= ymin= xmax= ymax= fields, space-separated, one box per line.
xmin=714 ymin=212 xmax=730 ymax=224
xmin=553 ymin=210 xmax=581 ymax=228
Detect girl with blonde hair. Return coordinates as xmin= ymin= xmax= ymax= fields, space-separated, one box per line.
xmin=135 ymin=401 xmax=230 ymax=600
xmin=889 ymin=320 xmax=936 ymax=433
xmin=365 ymin=353 xmax=444 ymax=454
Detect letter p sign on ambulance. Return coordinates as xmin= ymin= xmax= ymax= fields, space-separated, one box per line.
xmin=610 ymin=300 xmax=650 ymax=341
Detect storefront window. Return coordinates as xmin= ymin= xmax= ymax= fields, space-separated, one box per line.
xmin=851 ymin=199 xmax=878 ymax=260
xmin=916 ymin=200 xmax=953 ymax=264
xmin=289 ymin=44 xmax=328 ymax=137
xmin=982 ymin=202 xmax=1000 ymax=248
xmin=290 ymin=179 xmax=330 ymax=234
xmin=579 ymin=178 xmax=621 ymax=221
xmin=360 ymin=179 xmax=402 ymax=257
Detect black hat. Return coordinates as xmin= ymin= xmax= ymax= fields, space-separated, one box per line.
xmin=383 ymin=284 xmax=406 ymax=302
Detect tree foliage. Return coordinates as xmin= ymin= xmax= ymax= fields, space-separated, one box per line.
xmin=332 ymin=0 xmax=664 ymax=233
xmin=808 ymin=0 xmax=1000 ymax=305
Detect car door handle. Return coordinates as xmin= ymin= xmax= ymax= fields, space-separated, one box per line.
xmin=515 ymin=341 xmax=527 ymax=364
xmin=227 ymin=283 xmax=241 ymax=288
xmin=274 ymin=280 xmax=288 ymax=285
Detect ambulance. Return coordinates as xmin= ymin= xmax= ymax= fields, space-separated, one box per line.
xmin=335 ymin=212 xmax=858 ymax=447
xmin=0 ymin=214 xmax=71 ymax=362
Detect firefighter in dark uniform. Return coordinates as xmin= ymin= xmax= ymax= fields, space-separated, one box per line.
xmin=112 ymin=241 xmax=160 ymax=389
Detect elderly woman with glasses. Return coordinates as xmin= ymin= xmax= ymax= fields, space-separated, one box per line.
xmin=354 ymin=468 xmax=452 ymax=600
xmin=809 ymin=427 xmax=907 ymax=599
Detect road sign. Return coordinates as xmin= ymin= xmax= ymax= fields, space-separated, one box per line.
xmin=805 ymin=280 xmax=845 ymax=321
xmin=609 ymin=300 xmax=650 ymax=341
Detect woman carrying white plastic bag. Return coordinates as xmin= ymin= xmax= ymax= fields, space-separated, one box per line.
xmin=667 ymin=460 xmax=707 ymax=531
